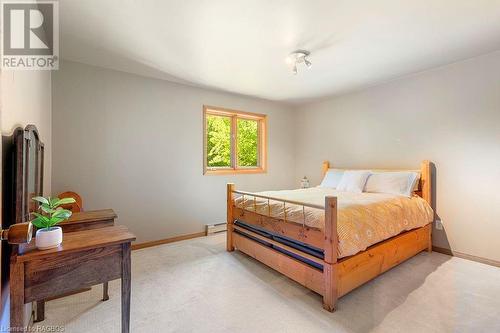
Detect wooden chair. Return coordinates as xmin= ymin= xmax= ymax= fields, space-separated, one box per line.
xmin=57 ymin=191 xmax=83 ymax=212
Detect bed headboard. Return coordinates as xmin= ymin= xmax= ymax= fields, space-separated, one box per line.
xmin=321 ymin=160 xmax=432 ymax=204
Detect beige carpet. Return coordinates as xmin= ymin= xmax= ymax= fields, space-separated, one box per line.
xmin=32 ymin=233 xmax=500 ymax=333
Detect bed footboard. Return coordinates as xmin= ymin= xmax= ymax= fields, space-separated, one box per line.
xmin=226 ymin=183 xmax=340 ymax=311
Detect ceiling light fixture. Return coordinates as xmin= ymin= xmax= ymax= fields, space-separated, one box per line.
xmin=286 ymin=50 xmax=312 ymax=75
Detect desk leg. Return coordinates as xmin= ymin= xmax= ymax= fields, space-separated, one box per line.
xmin=10 ymin=261 xmax=24 ymax=331
xmin=121 ymin=243 xmax=131 ymax=333
xmin=103 ymin=282 xmax=109 ymax=301
xmin=35 ymin=301 xmax=45 ymax=322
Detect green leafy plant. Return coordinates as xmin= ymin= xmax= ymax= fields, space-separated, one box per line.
xmin=31 ymin=196 xmax=76 ymax=229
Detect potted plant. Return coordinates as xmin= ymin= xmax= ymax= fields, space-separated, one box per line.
xmin=31 ymin=196 xmax=76 ymax=250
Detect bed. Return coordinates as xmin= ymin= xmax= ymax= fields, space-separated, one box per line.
xmin=226 ymin=161 xmax=434 ymax=311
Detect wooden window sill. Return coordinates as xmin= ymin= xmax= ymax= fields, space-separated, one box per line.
xmin=204 ymin=168 xmax=266 ymax=175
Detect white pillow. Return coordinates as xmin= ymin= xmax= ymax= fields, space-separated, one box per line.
xmin=337 ymin=170 xmax=371 ymax=193
xmin=319 ymin=169 xmax=344 ymax=188
xmin=412 ymin=173 xmax=421 ymax=192
xmin=364 ymin=172 xmax=419 ymax=197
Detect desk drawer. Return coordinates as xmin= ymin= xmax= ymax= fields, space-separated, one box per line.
xmin=60 ymin=219 xmax=114 ymax=233
xmin=24 ymin=245 xmax=122 ymax=303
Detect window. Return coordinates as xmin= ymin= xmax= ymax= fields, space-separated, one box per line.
xmin=203 ymin=106 xmax=267 ymax=175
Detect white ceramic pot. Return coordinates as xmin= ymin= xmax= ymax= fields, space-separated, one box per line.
xmin=35 ymin=226 xmax=63 ymax=250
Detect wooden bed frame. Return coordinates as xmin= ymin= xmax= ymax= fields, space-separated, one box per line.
xmin=226 ymin=160 xmax=432 ymax=312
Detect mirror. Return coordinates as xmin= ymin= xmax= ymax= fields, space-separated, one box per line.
xmin=26 ymin=130 xmax=37 ymax=216
xmin=15 ymin=125 xmax=44 ymax=223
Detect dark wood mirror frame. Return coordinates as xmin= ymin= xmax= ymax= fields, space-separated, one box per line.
xmin=15 ymin=125 xmax=45 ymax=224
xmin=1 ymin=124 xmax=44 ymax=325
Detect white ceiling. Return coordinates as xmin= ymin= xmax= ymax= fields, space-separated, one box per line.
xmin=60 ymin=0 xmax=500 ymax=104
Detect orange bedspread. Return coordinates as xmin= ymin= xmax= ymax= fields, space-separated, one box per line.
xmin=235 ymin=187 xmax=433 ymax=258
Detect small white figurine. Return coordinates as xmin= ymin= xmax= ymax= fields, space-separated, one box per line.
xmin=300 ymin=176 xmax=310 ymax=189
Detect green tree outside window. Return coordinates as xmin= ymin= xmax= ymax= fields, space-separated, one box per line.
xmin=237 ymin=118 xmax=258 ymax=167
xmin=204 ymin=107 xmax=265 ymax=173
xmin=206 ymin=115 xmax=231 ymax=167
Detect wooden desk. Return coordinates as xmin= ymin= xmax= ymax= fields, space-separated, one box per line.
xmin=10 ymin=226 xmax=136 ymax=333
xmin=36 ymin=209 xmax=118 ymax=322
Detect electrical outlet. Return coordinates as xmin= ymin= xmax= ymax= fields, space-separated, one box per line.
xmin=435 ymin=220 xmax=443 ymax=230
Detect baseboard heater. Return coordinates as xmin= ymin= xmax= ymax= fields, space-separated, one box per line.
xmin=205 ymin=222 xmax=227 ymax=235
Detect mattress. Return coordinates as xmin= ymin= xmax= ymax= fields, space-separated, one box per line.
xmin=234 ymin=187 xmax=433 ymax=258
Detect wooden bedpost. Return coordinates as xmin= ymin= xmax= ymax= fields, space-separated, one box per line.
xmin=420 ymin=160 xmax=432 ymax=252
xmin=322 ymin=161 xmax=330 ymax=178
xmin=323 ymin=196 xmax=338 ymax=312
xmin=421 ymin=160 xmax=431 ymax=204
xmin=227 ymin=183 xmax=235 ymax=252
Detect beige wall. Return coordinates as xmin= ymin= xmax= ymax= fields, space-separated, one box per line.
xmin=52 ymin=51 xmax=500 ymax=262
xmin=294 ymin=50 xmax=500 ymax=262
xmin=52 ymin=61 xmax=296 ymax=243
xmin=1 ymin=70 xmax=52 ymax=194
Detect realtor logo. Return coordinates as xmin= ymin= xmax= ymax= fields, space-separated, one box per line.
xmin=1 ymin=0 xmax=59 ymax=70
